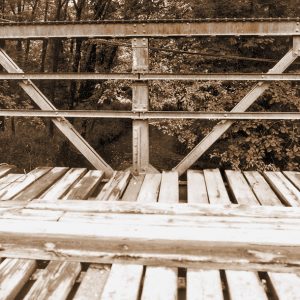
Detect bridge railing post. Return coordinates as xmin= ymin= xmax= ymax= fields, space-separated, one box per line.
xmin=132 ymin=38 xmax=149 ymax=174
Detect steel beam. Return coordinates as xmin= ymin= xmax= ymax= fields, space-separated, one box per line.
xmin=132 ymin=39 xmax=150 ymax=174
xmin=174 ymin=39 xmax=300 ymax=175
xmin=2 ymin=73 xmax=300 ymax=81
xmin=0 ymin=49 xmax=114 ymax=177
xmin=0 ymin=109 xmax=300 ymax=120
xmin=0 ymin=20 xmax=300 ymax=38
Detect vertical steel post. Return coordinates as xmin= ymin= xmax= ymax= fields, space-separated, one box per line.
xmin=132 ymin=38 xmax=149 ymax=174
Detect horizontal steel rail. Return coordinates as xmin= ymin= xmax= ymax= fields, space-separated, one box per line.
xmin=0 ymin=109 xmax=299 ymax=120
xmin=2 ymin=73 xmax=300 ymax=81
xmin=0 ymin=19 xmax=300 ymax=38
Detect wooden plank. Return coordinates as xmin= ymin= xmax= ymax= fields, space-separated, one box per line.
xmin=140 ymin=171 xmax=178 ymax=300
xmin=98 ymin=170 xmax=142 ymax=299
xmin=187 ymin=170 xmax=208 ymax=204
xmin=267 ymin=272 xmax=300 ymax=300
xmin=0 ymin=165 xmax=15 ymax=178
xmin=0 ymin=167 xmax=51 ymax=200
xmin=101 ymin=264 xmax=143 ymax=300
xmin=27 ymin=200 xmax=300 ymax=219
xmin=263 ymin=172 xmax=300 ymax=300
xmin=74 ymin=265 xmax=110 ymax=300
xmin=187 ymin=169 xmax=223 ymax=300
xmin=225 ymin=176 xmax=268 ymax=300
xmin=95 ymin=171 xmax=131 ymax=201
xmin=24 ymin=261 xmax=81 ymax=300
xmin=136 ymin=173 xmax=161 ymax=203
xmin=283 ymin=171 xmax=300 ymax=190
xmin=243 ymin=171 xmax=282 ymax=206
xmin=1 ymin=208 xmax=63 ymax=221
xmin=158 ymin=171 xmax=179 ymax=203
xmin=40 ymin=168 xmax=87 ymax=200
xmin=141 ymin=267 xmax=177 ymax=300
xmin=226 ymin=271 xmax=267 ymax=300
xmin=0 ymin=258 xmax=36 ymax=300
xmin=63 ymin=170 xmax=104 ymax=200
xmin=204 ymin=169 xmax=231 ymax=204
xmin=122 ymin=175 xmax=145 ymax=201
xmin=186 ymin=269 xmax=223 ymax=300
xmin=225 ymin=170 xmax=258 ymax=205
xmin=21 ymin=210 xmax=300 ymax=230
xmin=264 ymin=172 xmax=300 ymax=206
xmin=0 ymin=174 xmax=23 ymax=192
xmin=14 ymin=167 xmax=69 ymax=201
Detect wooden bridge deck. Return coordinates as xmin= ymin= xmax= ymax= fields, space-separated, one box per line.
xmin=0 ymin=164 xmax=299 ymax=299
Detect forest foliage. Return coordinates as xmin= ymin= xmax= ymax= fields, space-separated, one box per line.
xmin=0 ymin=0 xmax=299 ymax=171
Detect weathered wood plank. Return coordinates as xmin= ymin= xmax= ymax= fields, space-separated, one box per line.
xmin=1 ymin=208 xmax=63 ymax=221
xmin=204 ymin=169 xmax=231 ymax=204
xmin=0 ymin=165 xmax=15 ymax=179
xmin=225 ymin=170 xmax=258 ymax=205
xmin=243 ymin=171 xmax=282 ymax=206
xmin=95 ymin=171 xmax=131 ymax=201
xmin=40 ymin=168 xmax=87 ymax=200
xmin=63 ymin=170 xmax=104 ymax=200
xmin=136 ymin=173 xmax=161 ymax=203
xmin=101 ymin=264 xmax=143 ymax=300
xmin=26 ymin=200 xmax=300 ymax=219
xmin=268 ymin=272 xmax=300 ymax=300
xmin=226 ymin=271 xmax=267 ymax=300
xmin=186 ymin=269 xmax=223 ymax=300
xmin=14 ymin=167 xmax=69 ymax=201
xmin=187 ymin=169 xmax=223 ymax=300
xmin=263 ymin=172 xmax=300 ymax=300
xmin=141 ymin=267 xmax=177 ymax=300
xmin=73 ymin=265 xmax=110 ymax=300
xmin=122 ymin=175 xmax=145 ymax=202
xmin=0 ymin=258 xmax=36 ymax=300
xmin=187 ymin=170 xmax=208 ymax=204
xmin=0 ymin=174 xmax=23 ymax=192
xmin=158 ymin=171 xmax=179 ymax=203
xmin=0 ymin=167 xmax=51 ymax=200
xmin=283 ymin=171 xmax=300 ymax=190
xmin=225 ymin=178 xmax=268 ymax=300
xmin=24 ymin=261 xmax=81 ymax=300
xmin=264 ymin=172 xmax=300 ymax=206
xmin=141 ymin=171 xmax=178 ymax=300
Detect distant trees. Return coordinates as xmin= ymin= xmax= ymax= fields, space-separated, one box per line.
xmin=0 ymin=0 xmax=299 ymax=170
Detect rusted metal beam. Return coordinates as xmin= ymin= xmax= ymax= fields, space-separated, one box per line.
xmin=0 ymin=109 xmax=300 ymax=120
xmin=0 ymin=20 xmax=300 ymax=38
xmin=174 ymin=39 xmax=300 ymax=176
xmin=0 ymin=49 xmax=114 ymax=177
xmin=2 ymin=73 xmax=300 ymax=81
xmin=132 ymin=39 xmax=150 ymax=174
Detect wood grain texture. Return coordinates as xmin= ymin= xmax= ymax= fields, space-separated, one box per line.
xmin=40 ymin=168 xmax=87 ymax=200
xmin=187 ymin=170 xmax=208 ymax=204
xmin=225 ymin=170 xmax=258 ymax=205
xmin=264 ymin=171 xmax=300 ymax=206
xmin=226 ymin=271 xmax=267 ymax=300
xmin=0 ymin=258 xmax=36 ymax=300
xmin=243 ymin=171 xmax=282 ymax=206
xmin=63 ymin=170 xmax=104 ymax=200
xmin=24 ymin=261 xmax=81 ymax=300
xmin=95 ymin=171 xmax=131 ymax=201
xmin=74 ymin=265 xmax=110 ymax=300
xmin=101 ymin=264 xmax=143 ymax=300
xmin=283 ymin=171 xmax=300 ymax=190
xmin=204 ymin=169 xmax=231 ymax=204
xmin=14 ymin=167 xmax=69 ymax=201
xmin=0 ymin=167 xmax=51 ymax=200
